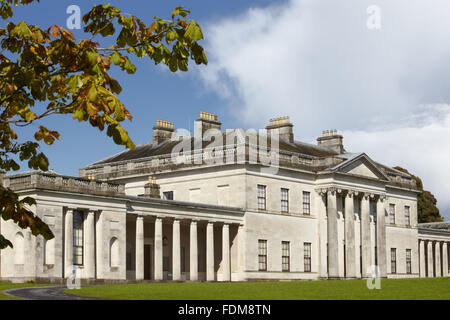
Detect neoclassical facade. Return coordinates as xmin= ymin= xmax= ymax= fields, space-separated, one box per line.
xmin=0 ymin=112 xmax=448 ymax=282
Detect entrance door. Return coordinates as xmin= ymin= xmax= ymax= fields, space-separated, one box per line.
xmin=144 ymin=244 xmax=153 ymax=280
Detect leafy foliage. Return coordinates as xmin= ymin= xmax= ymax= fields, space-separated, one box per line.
xmin=0 ymin=0 xmax=207 ymax=248
xmin=394 ymin=166 xmax=443 ymax=223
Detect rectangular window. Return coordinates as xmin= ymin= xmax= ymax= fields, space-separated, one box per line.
xmin=391 ymin=248 xmax=397 ymax=274
xmin=389 ymin=204 xmax=396 ymax=224
xmin=406 ymin=249 xmax=412 ymax=274
xmin=163 ymin=191 xmax=174 ymax=200
xmin=258 ymin=240 xmax=267 ymax=271
xmin=73 ymin=211 xmax=84 ymax=266
xmin=281 ymin=188 xmax=289 ymax=213
xmin=257 ymin=185 xmax=266 ymax=211
xmin=302 ymin=191 xmax=311 ymax=215
xmin=282 ymin=241 xmax=290 ymax=272
xmin=404 ymin=206 xmax=410 ymax=226
xmin=304 ymin=242 xmax=312 ymax=272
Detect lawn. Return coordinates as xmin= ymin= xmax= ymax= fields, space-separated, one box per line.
xmin=65 ymin=277 xmax=450 ymax=300
xmin=0 ymin=282 xmax=48 ymax=300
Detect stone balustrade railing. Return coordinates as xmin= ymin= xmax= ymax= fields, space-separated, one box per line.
xmin=3 ymin=171 xmax=125 ymax=196
xmin=80 ymin=144 xmax=347 ymax=180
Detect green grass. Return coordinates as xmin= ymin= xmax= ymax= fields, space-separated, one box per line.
xmin=65 ymin=277 xmax=450 ymax=300
xmin=0 ymin=282 xmax=48 ymax=300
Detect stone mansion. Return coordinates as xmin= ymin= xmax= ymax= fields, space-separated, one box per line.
xmin=0 ymin=112 xmax=449 ymax=282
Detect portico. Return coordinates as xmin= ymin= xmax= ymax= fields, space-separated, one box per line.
xmin=317 ymin=186 xmax=387 ymax=279
xmin=130 ymin=214 xmax=240 ymax=282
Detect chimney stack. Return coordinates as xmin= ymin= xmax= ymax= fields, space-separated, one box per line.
xmin=317 ymin=129 xmax=345 ymax=154
xmin=144 ymin=176 xmax=161 ymax=198
xmin=266 ymin=116 xmax=294 ymax=143
xmin=153 ymin=120 xmax=174 ymax=146
xmin=195 ymin=111 xmax=221 ymax=138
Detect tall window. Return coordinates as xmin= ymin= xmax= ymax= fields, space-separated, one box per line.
xmin=257 ymin=185 xmax=266 ymax=211
xmin=73 ymin=211 xmax=84 ymax=266
xmin=389 ymin=204 xmax=396 ymax=224
xmin=304 ymin=242 xmax=312 ymax=272
xmin=406 ymin=249 xmax=412 ymax=274
xmin=163 ymin=191 xmax=174 ymax=200
xmin=281 ymin=188 xmax=289 ymax=213
xmin=404 ymin=206 xmax=410 ymax=226
xmin=282 ymin=241 xmax=290 ymax=272
xmin=258 ymin=240 xmax=268 ymax=271
xmin=302 ymin=192 xmax=311 ymax=215
xmin=391 ymin=248 xmax=397 ymax=274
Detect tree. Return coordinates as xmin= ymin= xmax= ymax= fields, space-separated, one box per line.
xmin=0 ymin=0 xmax=208 ymax=249
xmin=394 ymin=166 xmax=443 ymax=223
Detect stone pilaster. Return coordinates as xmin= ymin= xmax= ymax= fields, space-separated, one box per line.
xmin=206 ymin=222 xmax=215 ymax=281
xmin=189 ymin=220 xmax=198 ymax=281
xmin=376 ymin=195 xmax=387 ymax=278
xmin=344 ymin=191 xmax=356 ymax=278
xmin=419 ymin=240 xmax=426 ymax=278
xmin=427 ymin=241 xmax=434 ymax=277
xmin=64 ymin=209 xmax=73 ymax=278
xmin=172 ymin=219 xmax=181 ymax=281
xmin=435 ymin=241 xmax=441 ymax=277
xmin=135 ymin=216 xmax=144 ymax=280
xmin=327 ymin=189 xmax=339 ymax=279
xmin=85 ymin=211 xmax=96 ymax=279
xmin=442 ymin=242 xmax=448 ymax=277
xmin=221 ymin=224 xmax=231 ymax=282
xmin=360 ymin=194 xmax=372 ymax=278
xmin=154 ymin=217 xmax=163 ymax=281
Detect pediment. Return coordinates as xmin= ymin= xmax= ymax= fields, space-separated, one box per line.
xmin=335 ymin=154 xmax=389 ymax=181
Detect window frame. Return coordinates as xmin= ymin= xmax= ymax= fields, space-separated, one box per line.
xmin=404 ymin=206 xmax=410 ymax=226
xmin=406 ymin=249 xmax=412 ymax=274
xmin=304 ymin=242 xmax=312 ymax=272
xmin=282 ymin=241 xmax=290 ymax=272
xmin=163 ymin=191 xmax=174 ymax=201
xmin=391 ymin=248 xmax=397 ymax=274
xmin=389 ymin=204 xmax=396 ymax=225
xmin=257 ymin=185 xmax=267 ymax=211
xmin=281 ymin=188 xmax=289 ymax=213
xmin=73 ymin=210 xmax=84 ymax=266
xmin=302 ymin=191 xmax=311 ymax=215
xmin=258 ymin=240 xmax=268 ymax=271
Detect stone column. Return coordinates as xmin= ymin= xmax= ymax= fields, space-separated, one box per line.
xmin=85 ymin=211 xmax=96 ymax=279
xmin=190 ymin=220 xmax=198 ymax=281
xmin=419 ymin=240 xmax=426 ymax=278
xmin=435 ymin=241 xmax=441 ymax=277
xmin=442 ymin=242 xmax=448 ymax=277
xmin=427 ymin=241 xmax=434 ymax=277
xmin=327 ymin=189 xmax=339 ymax=279
xmin=376 ymin=196 xmax=387 ymax=278
xmin=360 ymin=194 xmax=372 ymax=278
xmin=344 ymin=191 xmax=356 ymax=278
xmin=135 ymin=216 xmax=144 ymax=281
xmin=206 ymin=222 xmax=215 ymax=281
xmin=221 ymin=223 xmax=231 ymax=282
xmin=64 ymin=209 xmax=74 ymax=278
xmin=154 ymin=217 xmax=163 ymax=281
xmin=172 ymin=219 xmax=181 ymax=281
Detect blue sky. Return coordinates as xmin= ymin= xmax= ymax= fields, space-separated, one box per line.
xmin=9 ymin=0 xmax=285 ymax=175
xmin=6 ymin=1 xmax=450 ymax=218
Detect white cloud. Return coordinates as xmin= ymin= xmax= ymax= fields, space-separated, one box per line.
xmin=199 ymin=0 xmax=450 ymax=219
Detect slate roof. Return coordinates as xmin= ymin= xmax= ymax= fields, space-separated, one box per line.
xmin=90 ymin=132 xmax=338 ymax=166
